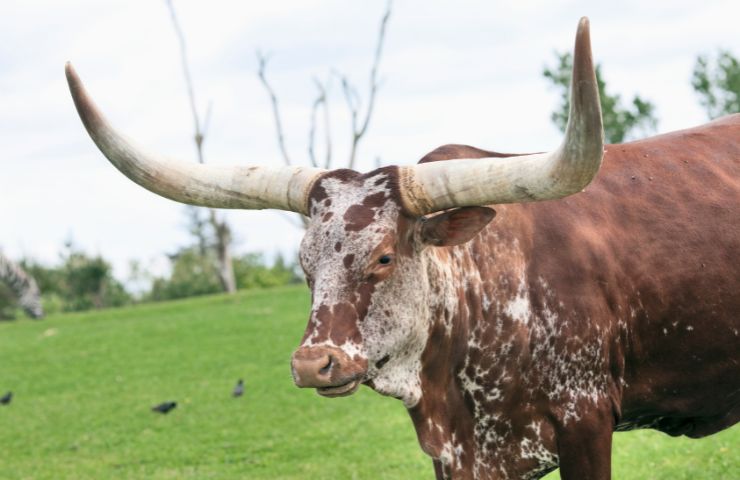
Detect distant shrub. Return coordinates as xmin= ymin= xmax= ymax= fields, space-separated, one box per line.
xmin=18 ymin=243 xmax=132 ymax=313
xmin=147 ymin=248 xmax=223 ymax=301
xmin=147 ymin=249 xmax=302 ymax=302
xmin=2 ymin=241 xmax=304 ymax=314
xmin=234 ymin=252 xmax=302 ymax=290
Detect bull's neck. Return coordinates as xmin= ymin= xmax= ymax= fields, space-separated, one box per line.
xmin=414 ymin=206 xmax=537 ymax=395
xmin=408 ymin=207 xmax=552 ymax=476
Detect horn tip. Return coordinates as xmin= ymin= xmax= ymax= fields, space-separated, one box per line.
xmin=573 ymin=17 xmax=594 ymax=66
xmin=64 ymin=61 xmax=108 ymax=138
xmin=576 ymin=17 xmax=591 ymax=43
xmin=65 ymin=61 xmax=79 ymax=87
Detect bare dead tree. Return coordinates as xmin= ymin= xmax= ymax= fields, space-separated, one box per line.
xmin=185 ymin=205 xmax=210 ymax=257
xmin=257 ymin=52 xmax=294 ymax=168
xmin=341 ymin=4 xmax=390 ymax=170
xmin=257 ymin=1 xmax=392 ymax=227
xmin=165 ymin=0 xmax=237 ymax=293
xmin=308 ymin=78 xmax=332 ymax=170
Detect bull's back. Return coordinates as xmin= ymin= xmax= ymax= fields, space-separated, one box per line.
xmin=523 ymin=114 xmax=740 ymax=436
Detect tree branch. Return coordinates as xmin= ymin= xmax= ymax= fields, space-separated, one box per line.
xmin=338 ymin=74 xmax=360 ymax=137
xmin=166 ymin=0 xmax=236 ymax=293
xmin=307 ymin=77 xmax=334 ymax=170
xmin=319 ymin=80 xmax=333 ymax=169
xmin=358 ymin=2 xmax=391 ymax=139
xmin=308 ymin=80 xmax=325 ymax=168
xmin=346 ymin=0 xmax=392 ymax=170
xmin=256 ymin=1 xmax=392 ymax=230
xmin=257 ymin=51 xmax=293 ymax=166
xmin=165 ymin=0 xmax=207 ymax=163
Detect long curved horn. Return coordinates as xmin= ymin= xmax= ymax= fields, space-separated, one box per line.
xmin=65 ymin=63 xmax=325 ymax=215
xmin=398 ymin=17 xmax=604 ymax=216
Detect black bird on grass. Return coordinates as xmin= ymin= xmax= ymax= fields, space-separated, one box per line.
xmin=232 ymin=379 xmax=244 ymax=398
xmin=151 ymin=401 xmax=177 ymax=414
xmin=0 ymin=392 xmax=12 ymax=405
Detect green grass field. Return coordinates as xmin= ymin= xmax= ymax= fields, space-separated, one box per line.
xmin=0 ymin=286 xmax=737 ymax=479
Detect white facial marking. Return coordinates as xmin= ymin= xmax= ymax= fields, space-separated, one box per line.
xmin=299 ymin=171 xmax=432 ymax=407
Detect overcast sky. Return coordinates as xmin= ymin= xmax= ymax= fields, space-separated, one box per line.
xmin=1 ymin=0 xmax=738 ymax=282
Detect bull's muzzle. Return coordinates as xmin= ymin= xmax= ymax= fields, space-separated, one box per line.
xmin=291 ymin=345 xmax=367 ymax=398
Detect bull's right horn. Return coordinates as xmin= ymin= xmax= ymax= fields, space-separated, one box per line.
xmin=65 ymin=63 xmax=325 ymax=215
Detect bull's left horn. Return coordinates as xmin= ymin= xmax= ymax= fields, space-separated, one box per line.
xmin=65 ymin=63 xmax=325 ymax=215
xmin=398 ymin=17 xmax=604 ymax=216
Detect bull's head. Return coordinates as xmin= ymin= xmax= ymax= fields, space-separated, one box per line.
xmin=65 ymin=18 xmax=602 ymax=405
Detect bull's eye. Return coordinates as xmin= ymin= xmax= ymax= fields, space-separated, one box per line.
xmin=378 ymin=255 xmax=392 ymax=265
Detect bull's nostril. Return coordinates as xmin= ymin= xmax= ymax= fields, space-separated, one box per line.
xmin=319 ymin=355 xmax=333 ymax=375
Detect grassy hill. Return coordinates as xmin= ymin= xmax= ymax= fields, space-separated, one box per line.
xmin=0 ymin=286 xmax=737 ymax=479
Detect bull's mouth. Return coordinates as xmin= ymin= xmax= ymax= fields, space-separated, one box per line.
xmin=316 ymin=378 xmax=362 ymax=398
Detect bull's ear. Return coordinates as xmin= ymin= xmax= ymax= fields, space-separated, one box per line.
xmin=420 ymin=207 xmax=496 ymax=246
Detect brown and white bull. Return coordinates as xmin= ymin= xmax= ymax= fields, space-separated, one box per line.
xmin=66 ymin=18 xmax=739 ymax=480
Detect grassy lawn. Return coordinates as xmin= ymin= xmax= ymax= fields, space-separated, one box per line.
xmin=0 ymin=286 xmax=737 ymax=479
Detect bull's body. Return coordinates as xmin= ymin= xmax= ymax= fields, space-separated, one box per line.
xmin=65 ymin=16 xmax=739 ymax=478
xmin=405 ymin=115 xmax=740 ymax=478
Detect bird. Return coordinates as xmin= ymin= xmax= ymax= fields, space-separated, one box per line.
xmin=0 ymin=392 xmax=11 ymax=405
xmin=232 ymin=379 xmax=244 ymax=398
xmin=151 ymin=401 xmax=177 ymax=414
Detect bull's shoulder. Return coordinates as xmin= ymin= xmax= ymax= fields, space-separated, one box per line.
xmin=417 ymin=144 xmax=528 ymax=164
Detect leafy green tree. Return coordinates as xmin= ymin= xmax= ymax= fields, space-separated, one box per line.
xmin=18 ymin=261 xmax=64 ymax=315
xmin=58 ymin=244 xmax=129 ymax=311
xmin=544 ymin=52 xmax=658 ymax=143
xmin=147 ymin=249 xmax=301 ymax=302
xmin=148 ymin=247 xmax=223 ymax=301
xmin=692 ymin=49 xmax=740 ymax=119
xmin=19 ymin=243 xmax=131 ymax=313
xmin=144 ymin=206 xmax=235 ymax=302
xmin=233 ymin=253 xmax=302 ymax=290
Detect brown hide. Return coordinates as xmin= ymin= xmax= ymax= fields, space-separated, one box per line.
xmin=529 ymin=116 xmax=740 ymax=435
xmin=407 ymin=115 xmax=739 ymax=479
